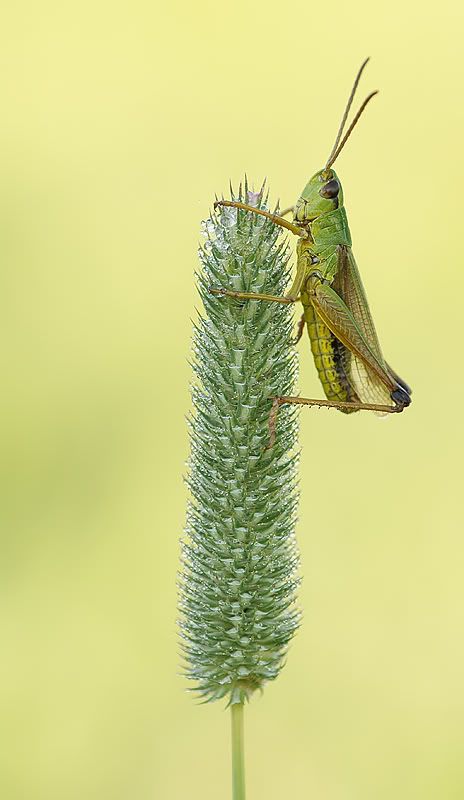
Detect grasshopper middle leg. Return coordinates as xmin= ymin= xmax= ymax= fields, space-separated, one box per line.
xmin=293 ymin=313 xmax=306 ymax=344
xmin=210 ymin=287 xmax=298 ymax=304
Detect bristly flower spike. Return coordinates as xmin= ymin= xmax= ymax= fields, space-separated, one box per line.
xmin=180 ymin=181 xmax=301 ymax=706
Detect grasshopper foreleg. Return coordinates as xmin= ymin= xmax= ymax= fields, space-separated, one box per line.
xmin=214 ymin=200 xmax=307 ymax=238
xmin=278 ymin=206 xmax=295 ymax=218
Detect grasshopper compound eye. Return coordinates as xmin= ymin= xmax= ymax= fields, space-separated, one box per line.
xmin=320 ymin=179 xmax=340 ymax=199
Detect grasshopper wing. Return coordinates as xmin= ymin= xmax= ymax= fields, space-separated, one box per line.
xmin=333 ymin=247 xmax=384 ymax=362
xmin=310 ymin=256 xmax=406 ymax=408
xmin=332 ymin=247 xmax=411 ymax=407
xmin=311 ymin=279 xmax=396 ymax=393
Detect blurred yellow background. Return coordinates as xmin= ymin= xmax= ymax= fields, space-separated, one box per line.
xmin=1 ymin=1 xmax=463 ymax=798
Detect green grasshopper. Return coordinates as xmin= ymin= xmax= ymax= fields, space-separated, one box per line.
xmin=211 ymin=59 xmax=411 ymax=446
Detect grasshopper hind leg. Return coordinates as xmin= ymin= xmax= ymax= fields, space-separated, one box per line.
xmin=267 ymin=394 xmax=401 ymax=448
xmin=386 ymin=363 xmax=412 ymax=405
xmin=391 ymin=385 xmax=411 ymax=409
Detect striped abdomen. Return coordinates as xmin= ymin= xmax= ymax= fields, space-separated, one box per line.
xmin=303 ymin=303 xmax=357 ymax=413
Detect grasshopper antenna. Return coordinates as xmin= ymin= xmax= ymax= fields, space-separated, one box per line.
xmin=325 ymin=58 xmax=377 ymax=171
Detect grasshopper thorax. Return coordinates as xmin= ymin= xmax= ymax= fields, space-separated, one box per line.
xmin=294 ymin=169 xmax=344 ymax=224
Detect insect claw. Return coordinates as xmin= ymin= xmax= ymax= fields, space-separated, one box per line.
xmin=291 ymin=313 xmax=306 ymax=345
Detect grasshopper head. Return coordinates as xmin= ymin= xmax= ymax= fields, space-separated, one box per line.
xmin=294 ymin=169 xmax=344 ymax=222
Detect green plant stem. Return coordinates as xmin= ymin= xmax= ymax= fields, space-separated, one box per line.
xmin=231 ymin=702 xmax=246 ymax=800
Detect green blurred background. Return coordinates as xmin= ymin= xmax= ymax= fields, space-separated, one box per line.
xmin=1 ymin=1 xmax=463 ymax=798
